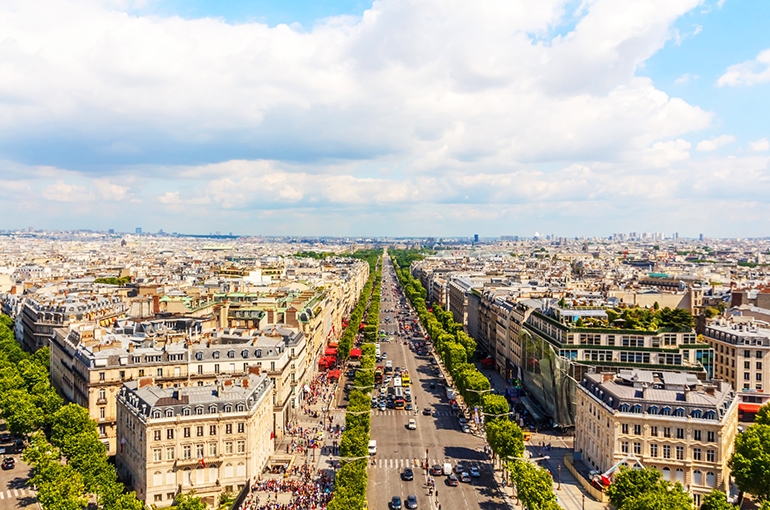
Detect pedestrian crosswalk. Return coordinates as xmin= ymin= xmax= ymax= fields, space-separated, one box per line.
xmin=0 ymin=488 xmax=36 ymax=500
xmin=370 ymin=458 xmax=458 ymax=469
xmin=373 ymin=410 xmax=454 ymax=417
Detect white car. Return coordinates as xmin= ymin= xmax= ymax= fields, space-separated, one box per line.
xmin=407 ymin=419 xmax=416 ymax=430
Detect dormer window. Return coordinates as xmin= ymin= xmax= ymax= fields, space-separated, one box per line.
xmin=674 ymin=408 xmax=685 ymax=417
xmin=236 ymin=404 xmax=245 ymax=412
xmin=255 ymin=349 xmax=262 ymax=358
xmin=619 ymin=403 xmax=630 ymax=413
xmin=224 ymin=405 xmax=232 ymax=413
xmin=242 ymin=350 xmax=249 ymax=359
xmin=165 ymin=409 xmax=173 ymax=418
xmin=691 ymin=409 xmax=702 ymax=419
xmin=704 ymin=410 xmax=716 ymax=420
xmin=183 ymin=407 xmax=191 ymax=416
xmin=195 ymin=406 xmax=204 ymax=415
xmin=228 ymin=350 xmax=235 ymax=359
xmin=208 ymin=405 xmax=217 ymax=414
xmin=212 ymin=351 xmax=220 ymax=359
xmin=648 ymin=405 xmax=659 ymax=415
xmin=152 ymin=410 xmax=162 ymax=419
xmin=195 ymin=352 xmax=203 ymax=361
xmin=661 ymin=407 xmax=672 ymax=416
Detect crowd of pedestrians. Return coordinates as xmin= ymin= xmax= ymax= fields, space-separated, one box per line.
xmin=237 ymin=474 xmax=335 ymax=510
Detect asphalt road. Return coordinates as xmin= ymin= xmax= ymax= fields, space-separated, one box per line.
xmin=0 ymin=429 xmax=36 ymax=510
xmin=367 ymin=252 xmax=505 ymax=510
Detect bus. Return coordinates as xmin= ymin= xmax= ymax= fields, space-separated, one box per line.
xmin=401 ymin=371 xmax=410 ymax=387
xmin=393 ymin=377 xmax=402 ymax=388
xmin=394 ymin=388 xmax=405 ymax=410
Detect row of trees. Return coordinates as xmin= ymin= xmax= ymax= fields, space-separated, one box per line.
xmin=391 ymin=250 xmax=560 ymax=510
xmin=328 ymin=252 xmax=382 ymax=510
xmin=337 ymin=252 xmax=380 ymax=361
xmin=0 ymin=315 xmax=144 ymax=510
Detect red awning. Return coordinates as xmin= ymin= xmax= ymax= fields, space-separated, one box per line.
xmin=328 ymin=369 xmax=341 ymax=380
xmin=328 ymin=341 xmax=339 ymax=348
xmin=739 ymin=402 xmax=763 ymax=413
xmin=349 ymin=348 xmax=362 ymax=358
xmin=324 ymin=347 xmax=338 ymax=356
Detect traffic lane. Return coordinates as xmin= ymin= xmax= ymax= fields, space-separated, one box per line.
xmin=0 ymin=452 xmax=35 ymax=510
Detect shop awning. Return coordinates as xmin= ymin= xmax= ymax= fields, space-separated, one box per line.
xmin=349 ymin=348 xmax=362 ymax=358
xmin=739 ymin=402 xmax=763 ymax=413
xmin=324 ymin=347 xmax=338 ymax=356
xmin=328 ymin=369 xmax=341 ymax=380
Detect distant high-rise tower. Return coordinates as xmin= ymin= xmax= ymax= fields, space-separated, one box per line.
xmin=136 ymin=227 xmax=142 ymax=235
xmin=108 ymin=229 xmax=115 ymax=234
xmin=473 ymin=233 xmax=479 ymax=243
xmin=699 ymin=233 xmax=704 ymax=241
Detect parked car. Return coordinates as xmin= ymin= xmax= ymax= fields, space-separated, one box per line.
xmin=461 ymin=424 xmax=470 ymax=433
xmin=0 ymin=433 xmax=11 ymax=443
xmin=1 ymin=457 xmax=14 ymax=470
xmin=470 ymin=466 xmax=481 ymax=478
xmin=460 ymin=472 xmax=471 ymax=483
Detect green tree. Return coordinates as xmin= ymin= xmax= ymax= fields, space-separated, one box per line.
xmin=486 ymin=419 xmax=524 ymax=461
xmin=175 ymin=491 xmax=207 ymax=510
xmin=340 ymin=428 xmax=368 ymax=458
xmin=1 ymin=389 xmax=44 ymax=434
xmin=481 ymin=394 xmax=510 ymax=422
xmin=605 ymin=467 xmax=662 ymax=509
xmin=510 ymin=460 xmax=557 ymax=510
xmin=35 ymin=464 xmax=87 ymax=510
xmin=700 ymin=490 xmax=734 ymax=510
xmin=756 ymin=403 xmax=770 ymax=425
xmin=621 ymin=482 xmax=692 ymax=510
xmin=729 ymin=423 xmax=770 ymax=502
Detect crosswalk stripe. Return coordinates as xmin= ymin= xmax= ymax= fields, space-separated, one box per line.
xmin=0 ymin=492 xmax=4 ymax=499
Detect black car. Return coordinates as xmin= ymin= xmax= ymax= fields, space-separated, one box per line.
xmin=405 ymin=403 xmax=413 ymax=411
xmin=1 ymin=457 xmax=14 ymax=470
xmin=422 ymin=407 xmax=432 ymax=415
xmin=391 ymin=495 xmax=402 ymax=510
xmin=402 ymin=467 xmax=414 ymax=481
xmin=387 ymin=400 xmax=395 ymax=409
xmin=429 ymin=382 xmax=436 ymax=389
xmin=406 ymin=494 xmax=418 ymax=509
xmin=0 ymin=434 xmax=10 ymax=443
xmin=446 ymin=474 xmax=459 ymax=486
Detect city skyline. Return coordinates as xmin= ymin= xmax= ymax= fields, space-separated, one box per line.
xmin=1 ymin=0 xmax=769 ymax=237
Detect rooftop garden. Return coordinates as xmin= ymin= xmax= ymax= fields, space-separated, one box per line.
xmin=554 ymin=299 xmax=695 ymax=332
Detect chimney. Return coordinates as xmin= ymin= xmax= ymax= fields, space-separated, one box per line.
xmin=152 ymin=295 xmax=160 ymax=314
xmin=248 ymin=365 xmax=261 ymax=376
xmin=242 ymin=378 xmax=249 ymax=388
xmin=602 ymin=372 xmax=614 ymax=383
xmin=216 ymin=381 xmax=224 ymax=397
xmin=705 ymin=385 xmax=716 ymax=396
xmin=138 ymin=377 xmax=154 ymax=389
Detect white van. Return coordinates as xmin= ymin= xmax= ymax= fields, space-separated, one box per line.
xmin=368 ymin=440 xmax=377 ymax=456
xmin=443 ymin=462 xmax=452 ymax=476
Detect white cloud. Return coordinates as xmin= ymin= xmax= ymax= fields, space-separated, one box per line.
xmin=674 ymin=73 xmax=698 ymax=85
xmin=718 ymin=48 xmax=770 ymax=87
xmin=41 ymin=180 xmax=95 ymax=202
xmin=696 ymin=135 xmax=735 ymax=151
xmin=750 ymin=138 xmax=770 ymax=152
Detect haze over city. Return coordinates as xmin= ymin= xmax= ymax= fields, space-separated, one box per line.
xmin=1 ymin=0 xmax=769 ymax=236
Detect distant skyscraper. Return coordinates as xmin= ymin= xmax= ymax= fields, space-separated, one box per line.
xmin=473 ymin=233 xmax=479 ymax=243
xmin=135 ymin=227 xmax=142 ymax=234
xmin=699 ymin=233 xmax=704 ymax=241
xmin=108 ymin=229 xmax=115 ymax=234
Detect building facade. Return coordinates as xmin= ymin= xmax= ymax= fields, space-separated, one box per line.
xmin=116 ymin=372 xmax=273 ymax=507
xmin=575 ymin=370 xmax=738 ymax=506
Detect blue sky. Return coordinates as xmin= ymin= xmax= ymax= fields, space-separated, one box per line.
xmin=0 ymin=0 xmax=768 ymax=237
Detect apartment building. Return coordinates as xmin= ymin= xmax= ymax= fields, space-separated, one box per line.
xmin=575 ymin=370 xmax=738 ymax=506
xmin=520 ymin=303 xmax=714 ymax=427
xmin=703 ymin=319 xmax=770 ymax=421
xmin=116 ymin=372 xmax=273 ymax=508
xmin=50 ymin=319 xmax=309 ymax=455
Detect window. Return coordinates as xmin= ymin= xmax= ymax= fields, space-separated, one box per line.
xmin=153 ymin=448 xmax=162 ymax=461
xmin=195 ymin=407 xmax=204 ymax=415
xmin=214 ymin=364 xmax=220 ymax=374
xmin=621 ymin=441 xmax=629 ymax=453
xmin=634 ymin=442 xmax=641 ymax=455
xmin=225 ymin=441 xmax=233 ymax=454
xmin=212 ymin=351 xmax=220 ymax=359
xmin=707 ymin=431 xmax=715 ymax=442
xmin=757 ymin=373 xmax=763 ymax=381
xmin=664 ymin=427 xmax=671 ymax=438
xmin=184 ymin=427 xmax=190 ymax=438
xmin=165 ymin=409 xmax=173 ymax=418
xmin=676 ymin=446 xmax=684 ymax=460
xmin=183 ymin=408 xmax=191 ymax=416
xmin=707 ymin=472 xmax=716 ymax=487
xmin=758 ymin=362 xmax=763 ymax=370
xmin=707 ymin=450 xmax=715 ymax=462
xmin=634 ymin=424 xmax=642 ymax=435
xmin=157 ymin=368 xmax=163 ymax=377
xmin=98 ymin=388 xmax=106 ymax=400
xmin=196 ymin=444 xmax=204 ymax=459
xmin=745 ymin=372 xmax=751 ymax=381
xmin=758 ymin=351 xmax=764 ymax=358
xmin=676 ymin=428 xmax=685 ymax=439
xmin=196 ymin=352 xmax=203 ymax=360
xmin=183 ymin=445 xmax=191 ymax=459
xmin=210 ymin=425 xmax=217 ymax=435
xmin=224 ymin=405 xmax=232 ymax=413
xmin=226 ymin=424 xmax=233 ymax=434
xmin=744 ymin=350 xmax=751 ymax=358
xmin=650 ymin=444 xmax=658 ymax=457
xmin=650 ymin=426 xmax=658 ymax=437
xmin=154 ymin=495 xmax=163 ymax=502
xmin=166 ymin=447 xmax=175 ymax=460
xmin=693 ymin=448 xmax=701 ymax=460
xmin=99 ymin=372 xmax=105 ymax=381
xmin=228 ymin=350 xmax=235 ymax=359
xmin=237 ymin=440 xmax=245 ymax=453
xmin=691 ymin=409 xmax=702 ymax=419
xmin=99 ymin=407 xmax=105 ymax=419
xmin=745 ymin=361 xmax=751 ymax=369
xmin=674 ymin=408 xmax=685 ymax=417
xmin=622 ymin=424 xmax=629 ymax=434
xmin=209 ymin=405 xmax=217 ymax=414
xmin=197 ymin=426 xmax=204 ymax=437
xmin=167 ymin=429 xmax=174 ymax=440
xmin=209 ymin=443 xmax=217 ymax=456
xmin=154 ymin=430 xmax=161 ymax=441
xmin=663 ymin=445 xmax=671 ymax=459
xmin=197 ymin=365 xmax=203 ymax=375
xmin=237 ymin=423 xmax=245 ymax=434
xmin=694 ymin=430 xmax=702 ymax=441
xmin=693 ymin=470 xmax=702 ymax=485
xmin=242 ymin=349 xmax=249 ymax=358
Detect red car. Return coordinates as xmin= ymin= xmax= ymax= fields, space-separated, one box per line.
xmin=446 ymin=474 xmax=459 ymax=486
xmin=430 ymin=464 xmax=443 ymax=476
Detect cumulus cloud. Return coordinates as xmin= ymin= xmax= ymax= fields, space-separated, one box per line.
xmin=749 ymin=138 xmax=770 ymax=152
xmin=718 ymin=48 xmax=770 ymax=87
xmin=696 ymin=135 xmax=735 ymax=151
